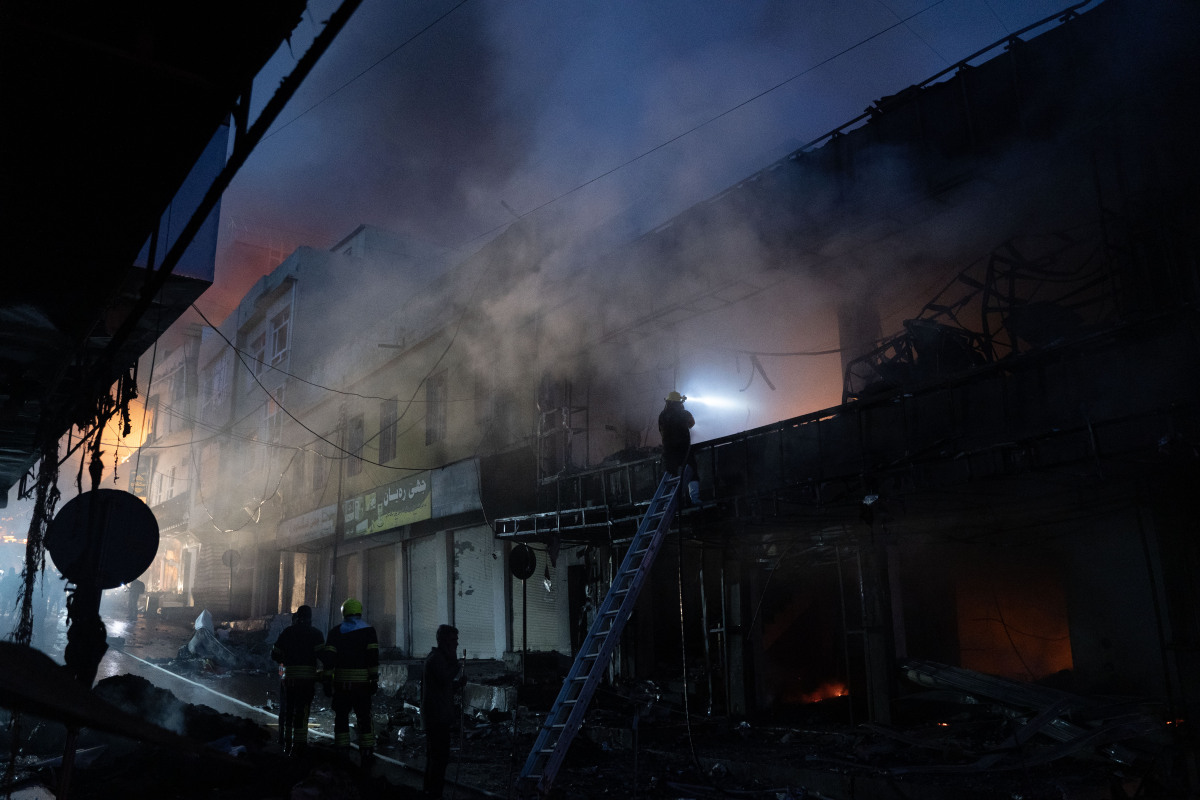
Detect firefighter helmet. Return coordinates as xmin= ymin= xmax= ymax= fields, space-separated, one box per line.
xmin=341 ymin=597 xmax=363 ymax=617
xmin=665 ymin=391 xmax=686 ymax=403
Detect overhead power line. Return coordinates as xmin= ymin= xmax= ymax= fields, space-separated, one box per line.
xmin=263 ymin=0 xmax=471 ymax=143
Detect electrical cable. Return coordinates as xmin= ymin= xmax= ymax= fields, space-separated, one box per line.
xmin=263 ymin=1 xmax=471 ymax=144
xmin=190 ymin=303 xmax=402 ymax=403
xmin=875 ymin=0 xmax=952 ymax=64
xmin=189 ymin=256 xmax=499 ymax=473
xmin=482 ymin=0 xmax=952 ymax=240
xmin=190 ymin=304 xmax=425 ymax=469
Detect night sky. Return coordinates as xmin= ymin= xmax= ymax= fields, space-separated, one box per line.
xmin=207 ymin=0 xmax=1089 ymax=318
xmin=0 ymin=0 xmax=1096 ymax=545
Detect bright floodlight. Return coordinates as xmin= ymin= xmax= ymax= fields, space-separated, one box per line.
xmin=685 ymin=394 xmax=740 ymax=409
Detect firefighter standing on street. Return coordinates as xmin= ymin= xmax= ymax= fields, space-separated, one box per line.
xmin=270 ymin=604 xmax=325 ymax=756
xmin=320 ymin=598 xmax=379 ymax=767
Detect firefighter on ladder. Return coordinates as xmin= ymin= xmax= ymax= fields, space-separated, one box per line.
xmin=659 ymin=390 xmax=701 ymax=504
xmin=270 ymin=604 xmax=325 ymax=757
xmin=320 ymin=597 xmax=380 ymax=768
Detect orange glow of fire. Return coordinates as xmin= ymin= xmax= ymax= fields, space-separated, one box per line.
xmin=797 ymin=682 xmax=848 ymax=704
xmin=109 ymin=397 xmax=153 ymax=463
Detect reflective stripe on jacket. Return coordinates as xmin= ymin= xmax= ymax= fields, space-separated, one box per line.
xmin=321 ymin=616 xmax=379 ymax=684
xmin=271 ymin=622 xmax=325 ymax=682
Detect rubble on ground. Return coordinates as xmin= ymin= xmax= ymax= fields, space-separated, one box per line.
xmin=7 ymin=610 xmax=1192 ymax=800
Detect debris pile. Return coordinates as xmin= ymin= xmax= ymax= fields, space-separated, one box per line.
xmin=7 ymin=609 xmax=1190 ymax=800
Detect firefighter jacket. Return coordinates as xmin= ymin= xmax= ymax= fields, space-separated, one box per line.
xmin=658 ymin=401 xmax=695 ymax=474
xmin=658 ymin=402 xmax=695 ymax=451
xmin=271 ymin=620 xmax=325 ymax=681
xmin=321 ymin=616 xmax=379 ymax=687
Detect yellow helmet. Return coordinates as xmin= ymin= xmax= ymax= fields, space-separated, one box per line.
xmin=665 ymin=391 xmax=686 ymax=403
xmin=341 ymin=597 xmax=363 ymax=616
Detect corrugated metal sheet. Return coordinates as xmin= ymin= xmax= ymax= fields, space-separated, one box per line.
xmin=408 ymin=533 xmax=441 ymax=655
xmin=453 ymin=527 xmax=498 ymax=658
xmin=511 ymin=545 xmax=570 ymax=653
xmin=366 ymin=543 xmax=398 ymax=649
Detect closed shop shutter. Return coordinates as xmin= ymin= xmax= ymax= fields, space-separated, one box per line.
xmin=453 ymin=527 xmax=499 ymax=659
xmin=408 ymin=534 xmax=441 ymax=655
xmin=511 ymin=545 xmax=570 ymax=654
xmin=366 ymin=544 xmax=398 ymax=648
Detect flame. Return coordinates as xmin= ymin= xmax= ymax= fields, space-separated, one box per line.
xmin=797 ymin=682 xmax=848 ymax=704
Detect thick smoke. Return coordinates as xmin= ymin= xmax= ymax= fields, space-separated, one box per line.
xmin=66 ymin=0 xmax=1127 ymax=520
xmin=214 ymin=1 xmax=1076 ymax=319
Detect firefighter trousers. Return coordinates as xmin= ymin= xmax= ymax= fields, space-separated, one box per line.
xmin=331 ymin=683 xmax=375 ymax=749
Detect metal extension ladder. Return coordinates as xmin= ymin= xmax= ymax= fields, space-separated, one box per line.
xmin=517 ymin=468 xmax=690 ymax=798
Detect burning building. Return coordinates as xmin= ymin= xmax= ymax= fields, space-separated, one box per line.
xmin=117 ymin=0 xmax=1197 ymax=791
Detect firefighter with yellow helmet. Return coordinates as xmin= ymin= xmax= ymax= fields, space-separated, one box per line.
xmin=319 ymin=597 xmax=380 ymax=767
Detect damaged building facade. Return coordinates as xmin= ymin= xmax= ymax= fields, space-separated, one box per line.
xmin=130 ymin=0 xmax=1197 ymax=751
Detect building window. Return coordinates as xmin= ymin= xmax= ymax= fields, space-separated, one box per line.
xmin=269 ymin=306 xmax=291 ymax=367
xmin=379 ymin=398 xmax=398 ymax=464
xmin=250 ymin=331 xmax=266 ymax=376
xmin=147 ymin=394 xmax=161 ymax=442
xmin=166 ymin=365 xmax=184 ymax=405
xmin=267 ymin=386 xmax=285 ymax=442
xmin=347 ymin=414 xmax=364 ymax=476
xmin=426 ymin=371 xmax=447 ymax=445
xmin=291 ymin=447 xmax=307 ymax=500
xmin=204 ymin=351 xmax=231 ymax=418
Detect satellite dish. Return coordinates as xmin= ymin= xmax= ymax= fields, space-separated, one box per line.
xmin=45 ymin=489 xmax=159 ymax=589
xmin=510 ymin=544 xmax=536 ymax=581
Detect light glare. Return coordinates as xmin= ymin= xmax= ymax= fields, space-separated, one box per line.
xmin=685 ymin=394 xmax=741 ymax=410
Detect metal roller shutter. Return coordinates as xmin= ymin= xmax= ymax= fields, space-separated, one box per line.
xmin=511 ymin=545 xmax=570 ymax=654
xmin=453 ymin=527 xmax=499 ymax=659
xmin=408 ymin=534 xmax=441 ymax=655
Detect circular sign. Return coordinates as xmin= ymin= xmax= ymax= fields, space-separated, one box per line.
xmin=510 ymin=543 xmax=537 ymax=580
xmin=45 ymin=489 xmax=159 ymax=589
xmin=222 ymin=549 xmax=241 ymax=569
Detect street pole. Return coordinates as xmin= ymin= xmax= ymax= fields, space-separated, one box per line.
xmin=327 ymin=405 xmax=346 ymax=634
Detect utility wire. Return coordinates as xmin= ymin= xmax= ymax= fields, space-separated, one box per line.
xmin=457 ymin=0 xmax=951 ymax=249
xmin=191 ymin=294 xmax=470 ymax=472
xmin=145 ymin=0 xmax=1089 ymax=494
xmin=262 ymin=0 xmax=471 ymax=143
xmin=191 ymin=303 xmax=402 ymax=403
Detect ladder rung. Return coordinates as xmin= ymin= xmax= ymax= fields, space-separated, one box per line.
xmin=519 ymin=470 xmax=684 ymax=794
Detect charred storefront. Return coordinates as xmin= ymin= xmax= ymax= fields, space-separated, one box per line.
xmin=487 ymin=0 xmax=1200 ymax=766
